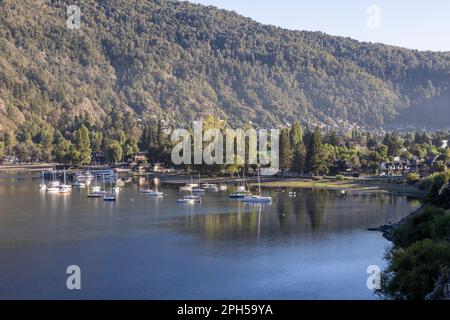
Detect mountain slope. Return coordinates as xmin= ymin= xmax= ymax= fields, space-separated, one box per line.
xmin=0 ymin=0 xmax=450 ymax=133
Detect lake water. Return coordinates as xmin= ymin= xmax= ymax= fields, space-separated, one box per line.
xmin=0 ymin=172 xmax=420 ymax=299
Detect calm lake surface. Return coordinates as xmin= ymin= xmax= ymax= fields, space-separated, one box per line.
xmin=0 ymin=172 xmax=420 ymax=299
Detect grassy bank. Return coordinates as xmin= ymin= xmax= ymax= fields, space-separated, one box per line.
xmin=254 ymin=177 xmax=423 ymax=198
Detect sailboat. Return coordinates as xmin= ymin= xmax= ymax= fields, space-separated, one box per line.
xmin=140 ymin=175 xmax=154 ymax=193
xmin=242 ymin=167 xmax=272 ymax=203
xmin=192 ymin=173 xmax=206 ymax=193
xmin=178 ymin=184 xmax=201 ymax=203
xmin=87 ymin=174 xmax=105 ymax=198
xmin=59 ymin=170 xmax=72 ymax=194
xmin=140 ymin=175 xmax=164 ymax=196
xmin=229 ymin=172 xmax=250 ymax=199
xmin=103 ymin=179 xmax=116 ymax=201
xmin=39 ymin=171 xmax=47 ymax=191
xmin=46 ymin=170 xmax=60 ymax=193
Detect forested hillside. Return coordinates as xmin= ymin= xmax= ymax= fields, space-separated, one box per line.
xmin=1 ymin=0 xmax=450 ymax=138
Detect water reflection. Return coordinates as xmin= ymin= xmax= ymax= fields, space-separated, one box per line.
xmin=173 ymin=188 xmax=419 ymax=244
xmin=0 ymin=173 xmax=420 ymax=247
xmin=0 ymin=173 xmax=422 ymax=299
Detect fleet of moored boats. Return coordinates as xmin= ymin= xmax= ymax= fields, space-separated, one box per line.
xmin=38 ymin=168 xmax=279 ymax=204
xmin=39 ymin=168 xmax=350 ymax=205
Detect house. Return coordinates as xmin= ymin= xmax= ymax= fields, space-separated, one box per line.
xmin=0 ymin=156 xmax=17 ymax=164
xmin=91 ymin=151 xmax=106 ymax=165
xmin=134 ymin=152 xmax=148 ymax=163
xmin=380 ymin=158 xmax=412 ymax=175
xmin=152 ymin=163 xmax=175 ymax=173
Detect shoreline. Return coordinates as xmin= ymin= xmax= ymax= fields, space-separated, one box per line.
xmin=254 ymin=177 xmax=423 ymax=199
xmin=368 ymin=204 xmax=425 ymax=241
xmin=0 ymin=164 xmax=56 ymax=172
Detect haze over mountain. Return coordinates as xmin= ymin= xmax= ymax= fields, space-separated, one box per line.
xmin=1 ymin=0 xmax=450 ymax=133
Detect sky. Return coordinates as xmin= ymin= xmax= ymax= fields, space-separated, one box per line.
xmin=189 ymin=0 xmax=450 ymax=52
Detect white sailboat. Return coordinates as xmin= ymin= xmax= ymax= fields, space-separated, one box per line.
xmin=103 ymin=180 xmax=116 ymax=201
xmin=180 ymin=176 xmax=198 ymax=192
xmin=192 ymin=173 xmax=206 ymax=193
xmin=229 ymin=172 xmax=250 ymax=199
xmin=46 ymin=170 xmax=60 ymax=193
xmin=140 ymin=175 xmax=163 ymax=196
xmin=242 ymin=167 xmax=272 ymax=203
xmin=87 ymin=175 xmax=105 ymax=198
xmin=59 ymin=170 xmax=72 ymax=194
xmin=140 ymin=175 xmax=154 ymax=193
xmin=39 ymin=171 xmax=47 ymax=190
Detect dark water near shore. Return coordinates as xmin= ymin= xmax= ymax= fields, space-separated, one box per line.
xmin=0 ymin=172 xmax=420 ymax=299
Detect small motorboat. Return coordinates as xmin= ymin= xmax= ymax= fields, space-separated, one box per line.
xmin=103 ymin=193 xmax=116 ymax=201
xmin=229 ymin=192 xmax=249 ymax=199
xmin=87 ymin=191 xmax=104 ymax=198
xmin=147 ymin=191 xmax=164 ymax=197
xmin=219 ymin=184 xmax=228 ymax=191
xmin=177 ymin=198 xmax=196 ymax=204
xmin=39 ymin=183 xmax=47 ymax=191
xmin=241 ymin=195 xmax=272 ymax=203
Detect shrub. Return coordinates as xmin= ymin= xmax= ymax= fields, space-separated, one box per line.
xmin=406 ymin=173 xmax=420 ymax=185
xmin=379 ymin=239 xmax=450 ymax=300
xmin=431 ymin=213 xmax=450 ymax=242
xmin=393 ymin=206 xmax=446 ymax=248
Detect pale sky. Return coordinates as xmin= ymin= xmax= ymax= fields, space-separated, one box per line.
xmin=189 ymin=0 xmax=450 ymax=52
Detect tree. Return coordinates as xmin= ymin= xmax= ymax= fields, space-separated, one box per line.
xmin=433 ymin=161 xmax=447 ymax=173
xmin=306 ymin=127 xmax=327 ymax=175
xmin=326 ymin=131 xmax=340 ymax=147
xmin=107 ymin=140 xmax=123 ymax=164
xmin=290 ymin=122 xmax=303 ymax=147
xmin=3 ymin=132 xmax=16 ymax=155
xmin=383 ymin=133 xmax=402 ymax=157
xmin=376 ymin=144 xmax=389 ymax=161
xmin=290 ymin=122 xmax=306 ymax=174
xmin=279 ymin=128 xmax=292 ymax=174
xmin=74 ymin=125 xmax=91 ymax=164
xmin=53 ymin=133 xmax=75 ymax=164
xmin=291 ymin=140 xmax=306 ymax=174
xmin=123 ymin=139 xmax=139 ymax=160
xmin=367 ymin=134 xmax=378 ymax=150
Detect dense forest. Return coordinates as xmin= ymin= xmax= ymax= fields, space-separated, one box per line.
xmin=1 ymin=0 xmax=450 ymax=143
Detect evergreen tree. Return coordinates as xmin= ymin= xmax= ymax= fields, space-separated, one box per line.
xmin=306 ymin=127 xmax=327 ymax=175
xmin=291 ymin=141 xmax=306 ymax=174
xmin=290 ymin=122 xmax=306 ymax=174
xmin=290 ymin=122 xmax=303 ymax=147
xmin=74 ymin=125 xmax=92 ymax=164
xmin=279 ymin=128 xmax=292 ymax=174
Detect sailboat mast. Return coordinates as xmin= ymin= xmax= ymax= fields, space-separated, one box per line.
xmin=258 ymin=166 xmax=261 ymax=196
